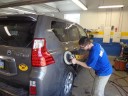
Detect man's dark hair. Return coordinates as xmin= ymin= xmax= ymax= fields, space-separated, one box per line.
xmin=79 ymin=36 xmax=91 ymax=45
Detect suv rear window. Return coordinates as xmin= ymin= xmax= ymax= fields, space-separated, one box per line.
xmin=0 ymin=21 xmax=35 ymax=47
xmin=67 ymin=25 xmax=80 ymax=41
xmin=51 ymin=21 xmax=68 ymax=42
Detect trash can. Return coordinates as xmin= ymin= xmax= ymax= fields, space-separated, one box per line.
xmin=114 ymin=57 xmax=127 ymax=71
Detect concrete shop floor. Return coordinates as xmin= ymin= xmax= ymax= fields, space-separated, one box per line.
xmin=72 ymin=56 xmax=128 ymax=96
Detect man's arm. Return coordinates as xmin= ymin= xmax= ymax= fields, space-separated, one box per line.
xmin=72 ymin=58 xmax=91 ymax=69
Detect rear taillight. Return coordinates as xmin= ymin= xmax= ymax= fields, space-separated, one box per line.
xmin=32 ymin=38 xmax=55 ymax=67
xmin=29 ymin=80 xmax=36 ymax=95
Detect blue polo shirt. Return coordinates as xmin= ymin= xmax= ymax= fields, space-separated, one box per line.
xmin=86 ymin=43 xmax=113 ymax=76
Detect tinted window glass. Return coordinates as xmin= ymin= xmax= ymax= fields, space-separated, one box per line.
xmin=51 ymin=21 xmax=68 ymax=42
xmin=77 ymin=25 xmax=88 ymax=38
xmin=67 ymin=25 xmax=80 ymax=41
xmin=0 ymin=21 xmax=35 ymax=47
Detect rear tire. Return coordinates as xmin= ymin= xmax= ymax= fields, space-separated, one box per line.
xmin=60 ymin=67 xmax=75 ymax=96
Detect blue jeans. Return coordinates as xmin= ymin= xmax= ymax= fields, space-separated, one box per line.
xmin=92 ymin=75 xmax=111 ymax=96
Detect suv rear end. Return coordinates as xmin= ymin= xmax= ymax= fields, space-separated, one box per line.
xmin=0 ymin=14 xmax=88 ymax=96
xmin=0 ymin=15 xmax=37 ymax=95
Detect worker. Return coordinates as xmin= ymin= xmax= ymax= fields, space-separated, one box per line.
xmin=71 ymin=36 xmax=113 ymax=96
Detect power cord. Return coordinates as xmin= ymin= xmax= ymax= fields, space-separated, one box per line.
xmin=88 ymin=70 xmax=128 ymax=96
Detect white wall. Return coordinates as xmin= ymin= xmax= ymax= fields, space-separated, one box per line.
xmin=80 ymin=7 xmax=128 ymax=32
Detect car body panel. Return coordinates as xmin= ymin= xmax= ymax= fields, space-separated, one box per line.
xmin=0 ymin=14 xmax=88 ymax=96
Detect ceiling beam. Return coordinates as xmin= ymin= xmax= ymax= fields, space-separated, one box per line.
xmin=38 ymin=4 xmax=60 ymax=12
xmin=8 ymin=7 xmax=36 ymax=14
xmin=0 ymin=0 xmax=64 ymax=8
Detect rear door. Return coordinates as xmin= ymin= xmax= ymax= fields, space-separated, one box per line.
xmin=51 ymin=21 xmax=72 ymax=50
xmin=0 ymin=16 xmax=36 ymax=87
xmin=66 ymin=23 xmax=88 ymax=60
xmin=66 ymin=23 xmax=80 ymax=51
xmin=76 ymin=24 xmax=89 ymax=59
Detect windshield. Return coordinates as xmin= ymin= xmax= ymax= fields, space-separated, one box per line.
xmin=0 ymin=21 xmax=36 ymax=47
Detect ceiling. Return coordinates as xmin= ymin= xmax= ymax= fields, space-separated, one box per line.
xmin=0 ymin=0 xmax=127 ymax=15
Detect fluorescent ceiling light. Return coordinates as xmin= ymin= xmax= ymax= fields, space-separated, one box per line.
xmin=4 ymin=26 xmax=11 ymax=36
xmin=72 ymin=0 xmax=87 ymax=10
xmin=98 ymin=5 xmax=124 ymax=8
xmin=8 ymin=7 xmax=36 ymax=14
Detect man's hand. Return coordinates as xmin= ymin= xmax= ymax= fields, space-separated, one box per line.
xmin=72 ymin=58 xmax=91 ymax=69
xmin=71 ymin=58 xmax=91 ymax=69
xmin=71 ymin=58 xmax=77 ymax=64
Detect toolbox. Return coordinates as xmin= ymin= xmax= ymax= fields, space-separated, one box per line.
xmin=114 ymin=57 xmax=127 ymax=71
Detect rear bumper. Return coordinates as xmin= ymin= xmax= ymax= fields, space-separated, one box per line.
xmin=0 ymin=82 xmax=28 ymax=96
xmin=29 ymin=66 xmax=59 ymax=96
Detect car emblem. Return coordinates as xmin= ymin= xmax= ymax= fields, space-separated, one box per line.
xmin=7 ymin=50 xmax=12 ymax=55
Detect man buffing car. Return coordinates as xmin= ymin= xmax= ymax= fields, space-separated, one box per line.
xmin=71 ymin=36 xmax=113 ymax=96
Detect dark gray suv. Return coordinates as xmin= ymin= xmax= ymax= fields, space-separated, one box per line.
xmin=0 ymin=14 xmax=88 ymax=96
